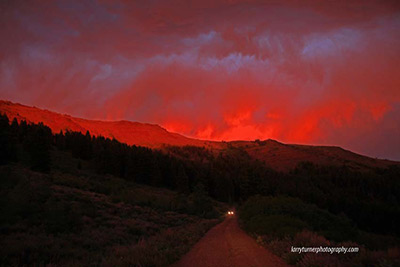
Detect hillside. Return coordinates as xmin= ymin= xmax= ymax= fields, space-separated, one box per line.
xmin=0 ymin=100 xmax=215 ymax=148
xmin=1 ymin=100 xmax=397 ymax=171
xmin=233 ymin=139 xmax=397 ymax=172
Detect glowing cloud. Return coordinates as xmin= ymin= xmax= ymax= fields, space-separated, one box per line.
xmin=1 ymin=0 xmax=399 ymax=160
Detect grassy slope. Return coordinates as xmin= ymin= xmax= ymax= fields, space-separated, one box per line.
xmin=0 ymin=148 xmax=224 ymax=266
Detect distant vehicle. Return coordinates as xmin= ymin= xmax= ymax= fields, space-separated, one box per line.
xmin=227 ymin=211 xmax=234 ymax=215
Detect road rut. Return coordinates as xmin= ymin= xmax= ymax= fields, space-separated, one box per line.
xmin=174 ymin=216 xmax=288 ymax=267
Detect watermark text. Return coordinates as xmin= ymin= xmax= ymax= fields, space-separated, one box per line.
xmin=291 ymin=246 xmax=359 ymax=254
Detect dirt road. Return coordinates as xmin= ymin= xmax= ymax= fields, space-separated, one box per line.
xmin=174 ymin=216 xmax=288 ymax=267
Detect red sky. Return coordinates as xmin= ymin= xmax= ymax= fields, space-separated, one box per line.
xmin=1 ymin=0 xmax=400 ymax=160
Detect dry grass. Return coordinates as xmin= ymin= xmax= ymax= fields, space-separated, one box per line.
xmin=0 ymin=164 xmax=221 ymax=266
xmin=102 ymin=220 xmax=218 ymax=266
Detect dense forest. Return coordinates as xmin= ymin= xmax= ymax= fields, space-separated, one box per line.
xmin=1 ymin=113 xmax=400 ymax=265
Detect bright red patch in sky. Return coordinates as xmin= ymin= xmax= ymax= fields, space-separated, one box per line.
xmin=1 ymin=0 xmax=400 ymax=160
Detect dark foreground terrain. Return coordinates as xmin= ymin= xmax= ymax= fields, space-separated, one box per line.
xmin=0 ymin=163 xmax=223 ymax=266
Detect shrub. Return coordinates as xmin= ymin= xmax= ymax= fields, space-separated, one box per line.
xmin=293 ymin=230 xmax=330 ymax=247
xmin=246 ymin=214 xmax=308 ymax=238
xmin=297 ymin=253 xmax=342 ymax=267
xmin=102 ymin=219 xmax=219 ymax=266
xmin=239 ymin=195 xmax=357 ymax=242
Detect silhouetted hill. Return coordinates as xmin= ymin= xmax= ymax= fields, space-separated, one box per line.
xmin=1 ymin=100 xmax=398 ymax=171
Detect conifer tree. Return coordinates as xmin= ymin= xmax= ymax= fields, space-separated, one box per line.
xmin=0 ymin=114 xmax=17 ymax=164
xmin=25 ymin=123 xmax=52 ymax=172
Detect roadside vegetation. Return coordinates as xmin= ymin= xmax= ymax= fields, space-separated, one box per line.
xmin=238 ymin=196 xmax=400 ymax=266
xmin=0 ymin=164 xmax=223 ymax=266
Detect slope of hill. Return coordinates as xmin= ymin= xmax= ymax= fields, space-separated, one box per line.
xmin=0 ymin=100 xmax=216 ymax=148
xmin=0 ymin=159 xmax=221 ymax=266
xmin=1 ymin=100 xmax=397 ymax=171
xmin=232 ymin=139 xmax=397 ymax=171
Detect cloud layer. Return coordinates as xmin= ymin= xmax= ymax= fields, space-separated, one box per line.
xmin=1 ymin=0 xmax=400 ymax=160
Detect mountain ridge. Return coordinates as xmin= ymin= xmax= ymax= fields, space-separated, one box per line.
xmin=1 ymin=99 xmax=397 ymax=171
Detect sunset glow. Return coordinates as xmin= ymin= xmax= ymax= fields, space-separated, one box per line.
xmin=1 ymin=0 xmax=399 ymax=160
